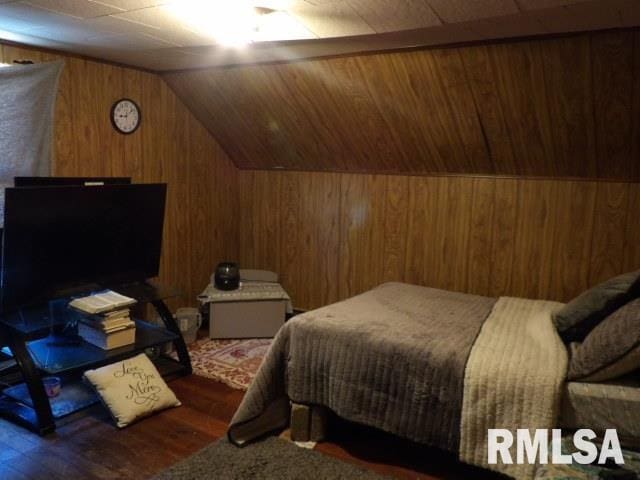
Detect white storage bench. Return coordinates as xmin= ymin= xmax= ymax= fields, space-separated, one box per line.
xmin=198 ymin=281 xmax=293 ymax=339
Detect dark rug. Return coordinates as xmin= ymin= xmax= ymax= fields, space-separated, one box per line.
xmin=153 ymin=437 xmax=390 ymax=480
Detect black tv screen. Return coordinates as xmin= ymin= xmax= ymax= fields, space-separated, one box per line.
xmin=14 ymin=176 xmax=131 ymax=187
xmin=1 ymin=184 xmax=166 ymax=312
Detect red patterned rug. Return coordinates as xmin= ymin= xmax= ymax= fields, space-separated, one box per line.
xmin=185 ymin=338 xmax=272 ymax=390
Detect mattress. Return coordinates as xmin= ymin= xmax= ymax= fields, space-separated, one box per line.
xmin=560 ymin=375 xmax=640 ymax=447
xmin=228 ymin=283 xmax=569 ymax=479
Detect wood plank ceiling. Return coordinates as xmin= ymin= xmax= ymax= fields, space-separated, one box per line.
xmin=163 ymin=28 xmax=640 ymax=180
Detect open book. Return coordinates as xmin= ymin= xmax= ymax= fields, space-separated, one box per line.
xmin=69 ymin=290 xmax=137 ymax=314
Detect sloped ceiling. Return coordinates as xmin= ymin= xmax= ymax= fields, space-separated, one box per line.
xmin=163 ymin=28 xmax=640 ymax=180
xmin=0 ymin=0 xmax=638 ymax=70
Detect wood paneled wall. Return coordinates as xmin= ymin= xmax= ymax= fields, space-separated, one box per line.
xmin=0 ymin=43 xmax=239 ymax=309
xmin=165 ymin=29 xmax=640 ymax=180
xmin=239 ymin=170 xmax=640 ymax=311
xmin=6 ymin=32 xmax=639 ymax=314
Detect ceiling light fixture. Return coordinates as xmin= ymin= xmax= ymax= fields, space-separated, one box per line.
xmin=253 ymin=11 xmax=314 ymax=42
xmin=165 ymin=0 xmax=265 ymax=47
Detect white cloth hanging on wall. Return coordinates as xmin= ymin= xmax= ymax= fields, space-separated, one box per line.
xmin=0 ymin=60 xmax=64 ymax=225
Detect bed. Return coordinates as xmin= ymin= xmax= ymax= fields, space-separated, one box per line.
xmin=561 ymin=376 xmax=640 ymax=448
xmin=228 ymin=282 xmax=569 ymax=479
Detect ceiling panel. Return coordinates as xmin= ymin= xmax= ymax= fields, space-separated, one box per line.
xmin=27 ymin=23 xmax=119 ymax=44
xmin=110 ymin=6 xmax=214 ymax=46
xmin=347 ymin=0 xmax=441 ymax=33
xmin=533 ymin=1 xmax=623 ymax=33
xmin=469 ymin=13 xmax=546 ymax=40
xmin=87 ymin=31 xmax=177 ymax=48
xmin=88 ymin=0 xmax=166 ymax=9
xmin=24 ymin=0 xmax=122 ymax=18
xmin=426 ymin=0 xmax=520 ymax=23
xmin=0 ymin=0 xmax=637 ymax=70
xmin=0 ymin=1 xmax=119 ymax=38
xmin=0 ymin=14 xmax=50 ymax=35
xmin=514 ymin=0 xmax=592 ymax=10
xmin=111 ymin=5 xmax=188 ymax=30
xmin=0 ymin=1 xmax=61 ymax=24
xmin=287 ymin=1 xmax=374 ymax=37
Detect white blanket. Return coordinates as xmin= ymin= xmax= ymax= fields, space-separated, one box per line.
xmin=0 ymin=60 xmax=63 ymax=224
xmin=460 ymin=297 xmax=568 ymax=479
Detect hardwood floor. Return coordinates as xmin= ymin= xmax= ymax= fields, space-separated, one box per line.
xmin=0 ymin=374 xmax=501 ymax=479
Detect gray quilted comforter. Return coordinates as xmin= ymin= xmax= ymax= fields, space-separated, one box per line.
xmin=228 ymin=282 xmax=495 ymax=452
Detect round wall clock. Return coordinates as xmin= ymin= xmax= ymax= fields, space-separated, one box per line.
xmin=110 ymin=98 xmax=141 ymax=134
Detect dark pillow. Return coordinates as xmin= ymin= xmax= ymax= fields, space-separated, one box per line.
xmin=567 ymin=298 xmax=640 ymax=381
xmin=553 ymin=270 xmax=640 ymax=343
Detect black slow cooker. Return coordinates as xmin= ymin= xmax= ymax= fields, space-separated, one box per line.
xmin=214 ymin=262 xmax=240 ymax=291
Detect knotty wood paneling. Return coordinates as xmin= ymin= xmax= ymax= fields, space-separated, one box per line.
xmin=510 ymin=180 xmax=558 ymax=299
xmin=0 ymin=43 xmax=239 ymax=309
xmin=339 ymin=174 xmax=409 ymax=296
xmin=165 ymin=28 xmax=640 ymax=180
xmin=540 ymin=36 xmax=595 ymax=177
xmin=238 ymin=170 xmax=341 ymax=308
xmin=592 ymin=31 xmax=635 ymax=179
xmin=7 ymin=33 xmax=639 ymax=315
xmin=633 ymin=32 xmax=640 ymax=181
xmin=589 ymin=182 xmax=630 ymax=285
xmin=549 ymin=181 xmax=597 ymax=301
xmin=239 ymin=171 xmax=640 ymax=311
xmin=624 ymin=183 xmax=640 ymax=272
xmin=466 ymin=178 xmax=495 ymax=296
xmin=489 ymin=179 xmax=518 ymax=297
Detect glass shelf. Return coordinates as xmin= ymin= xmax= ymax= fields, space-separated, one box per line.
xmin=0 ymin=280 xmax=181 ymax=338
xmin=0 ymin=280 xmax=191 ymax=435
xmin=105 ymin=279 xmax=181 ymax=305
xmin=1 ymin=356 xmax=185 ymax=420
xmin=0 ymin=302 xmax=84 ymax=338
xmin=3 ymin=381 xmax=98 ymax=419
xmin=2 ymin=320 xmax=178 ymax=375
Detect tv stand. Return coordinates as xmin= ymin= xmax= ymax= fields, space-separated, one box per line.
xmin=0 ymin=281 xmax=192 ymax=435
xmin=46 ymin=334 xmax=83 ymax=347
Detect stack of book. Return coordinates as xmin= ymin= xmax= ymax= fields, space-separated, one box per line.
xmin=70 ymin=290 xmax=137 ymax=350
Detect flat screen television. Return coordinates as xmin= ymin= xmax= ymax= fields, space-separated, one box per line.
xmin=14 ymin=176 xmax=131 ymax=187
xmin=1 ymin=184 xmax=166 ymax=312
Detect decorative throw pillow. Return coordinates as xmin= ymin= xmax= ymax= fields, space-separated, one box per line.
xmin=83 ymin=353 xmax=181 ymax=428
xmin=553 ymin=270 xmax=640 ymax=343
xmin=567 ymin=298 xmax=640 ymax=382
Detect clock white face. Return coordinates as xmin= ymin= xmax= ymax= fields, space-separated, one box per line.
xmin=112 ymin=99 xmax=140 ymax=134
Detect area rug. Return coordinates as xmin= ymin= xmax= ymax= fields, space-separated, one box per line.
xmin=183 ymin=338 xmax=272 ymax=390
xmin=153 ymin=437 xmax=389 ymax=480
